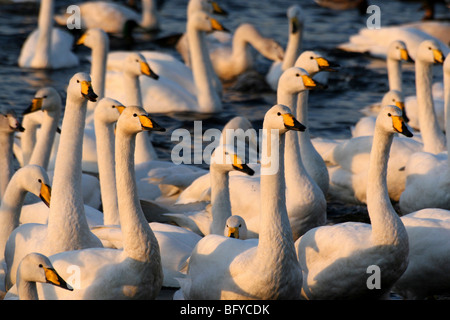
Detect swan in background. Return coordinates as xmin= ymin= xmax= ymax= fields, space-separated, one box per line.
xmin=294 ymin=50 xmax=339 ymax=195
xmin=106 ymin=12 xmax=226 ymax=114
xmin=54 ymin=0 xmax=159 ymax=33
xmin=3 ymin=253 xmax=72 ymax=300
xmin=207 ymin=23 xmax=285 ymax=82
xmin=295 ymin=105 xmax=412 ymax=300
xmin=25 ymin=106 xmax=165 ymax=299
xmin=266 ymin=5 xmax=305 ymax=91
xmin=399 ymin=53 xmax=450 ymax=213
xmin=0 ymin=165 xmax=51 ymax=299
xmin=163 ymin=144 xmax=255 ymax=237
xmin=338 ymin=22 xmax=450 ymax=60
xmin=0 ymin=107 xmax=25 ymax=201
xmin=391 ymin=207 xmax=450 ymax=299
xmin=4 ymin=73 xmax=103 ymax=290
xmin=351 ymin=90 xmax=408 ymax=138
xmin=224 ymin=215 xmax=248 ymax=240
xmin=18 ymin=0 xmax=78 ymax=69
xmin=177 ymin=104 xmax=303 ymax=300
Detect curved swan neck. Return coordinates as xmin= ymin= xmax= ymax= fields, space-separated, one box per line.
xmin=32 ymin=0 xmax=53 ymax=68
xmin=209 ymin=168 xmax=231 ymax=235
xmin=47 ymin=97 xmax=95 ymax=252
xmin=115 ymin=129 xmax=159 ymax=261
xmin=387 ymin=57 xmax=402 ymax=92
xmin=0 ymin=175 xmax=26 ymax=257
xmin=187 ymin=21 xmax=221 ymax=112
xmin=367 ymin=127 xmax=407 ymax=245
xmin=257 ymin=129 xmax=295 ymax=258
xmin=94 ymin=116 xmax=119 ymax=225
xmin=29 ymin=109 xmax=60 ymax=170
xmin=0 ymin=133 xmax=14 ymax=201
xmin=416 ymin=59 xmax=446 ymax=154
xmin=87 ymin=34 xmax=109 ymax=112
xmin=282 ymin=25 xmax=303 ymax=71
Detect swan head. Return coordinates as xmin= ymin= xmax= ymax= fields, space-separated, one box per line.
xmin=210 ymin=144 xmax=255 ymax=175
xmin=376 ymin=105 xmax=413 ymax=138
xmin=381 ymin=90 xmax=409 ymax=123
xmin=117 ymin=105 xmax=165 ymax=135
xmin=416 ymin=40 xmax=444 ymax=65
xmin=124 ymin=53 xmax=159 ymax=80
xmin=0 ymin=107 xmax=25 ymax=133
xmin=264 ymin=104 xmax=306 ymax=133
xmin=23 ymin=87 xmax=61 ymax=116
xmin=68 ymin=72 xmax=98 ymax=103
xmin=287 ymin=5 xmax=305 ymax=34
xmin=278 ymin=67 xmax=321 ymax=94
xmin=94 ymin=98 xmax=126 ymax=124
xmin=188 ymin=11 xmax=228 ymax=33
xmin=387 ymin=40 xmax=412 ymax=63
xmin=76 ymin=28 xmax=109 ymax=50
xmin=224 ymin=215 xmax=248 ymax=240
xmin=17 ymin=253 xmax=73 ymax=292
xmin=187 ymin=0 xmax=228 ymax=17
xmin=15 ymin=165 xmax=52 ymax=208
xmin=295 ymin=50 xmax=339 ymax=76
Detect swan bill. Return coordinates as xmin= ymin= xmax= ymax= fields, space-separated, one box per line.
xmin=44 ymin=267 xmax=73 ymax=291
xmin=115 ymin=105 xmax=126 ymax=114
xmin=400 ymin=48 xmax=413 ymax=62
xmin=291 ymin=17 xmax=300 ymax=34
xmin=140 ymin=62 xmax=159 ymax=80
xmin=227 ymin=227 xmax=239 ymax=239
xmin=39 ymin=182 xmax=52 ymax=208
xmin=301 ymin=75 xmax=317 ymax=89
xmin=81 ymin=81 xmax=98 ymax=102
xmin=433 ymin=49 xmax=444 ymax=64
xmin=212 ymin=2 xmax=228 ymax=16
xmin=139 ymin=115 xmax=166 ymax=132
xmin=282 ymin=113 xmax=306 ymax=132
xmin=392 ymin=115 xmax=413 ymax=137
xmin=316 ymin=57 xmax=340 ymax=72
xmin=210 ymin=18 xmax=228 ymax=32
xmin=76 ymin=33 xmax=87 ymax=45
xmin=395 ymin=101 xmax=409 ymax=123
xmin=23 ymin=97 xmax=43 ymax=115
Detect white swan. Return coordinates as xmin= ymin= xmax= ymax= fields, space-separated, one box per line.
xmin=0 ymin=165 xmax=51 ymax=298
xmin=4 ymin=73 xmax=103 ymax=290
xmin=266 ymin=5 xmax=305 ymax=91
xmin=207 ymin=23 xmax=285 ymax=82
xmin=24 ymin=106 xmax=165 ymax=299
xmin=388 ymin=207 xmax=450 ymax=299
xmin=295 ymin=105 xmax=412 ymax=299
xmin=338 ymin=23 xmax=450 ymax=61
xmin=325 ymin=40 xmax=445 ymax=204
xmin=224 ymin=215 xmax=248 ymax=240
xmin=54 ymin=0 xmax=159 ymax=33
xmin=294 ymin=50 xmax=339 ymax=195
xmin=18 ymin=0 xmax=78 ymax=69
xmin=3 ymin=253 xmax=72 ymax=300
xmin=105 ymin=11 xmax=226 ymax=114
xmin=0 ymin=107 xmax=25 ymax=201
xmin=399 ymin=53 xmax=450 ymax=213
xmin=177 ymin=104 xmax=303 ymax=300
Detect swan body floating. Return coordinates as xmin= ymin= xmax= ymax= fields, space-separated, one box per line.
xmin=177 ymin=104 xmax=304 ymax=300
xmin=295 ymin=105 xmax=412 ymax=299
xmin=4 ymin=73 xmax=103 ymax=290
xmin=18 ymin=0 xmax=78 ymax=69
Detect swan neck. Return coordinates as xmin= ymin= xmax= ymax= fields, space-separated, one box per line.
xmin=29 ymin=109 xmax=60 ymax=170
xmin=17 ymin=277 xmax=38 ymax=300
xmin=0 ymin=175 xmax=26 ymax=257
xmin=188 ymin=22 xmax=221 ymax=112
xmin=282 ymin=26 xmax=303 ymax=71
xmin=0 ymin=133 xmax=14 ymax=200
xmin=20 ymin=117 xmax=40 ymax=166
xmin=140 ymin=0 xmax=159 ymax=29
xmin=115 ymin=129 xmax=159 ymax=261
xmin=387 ymin=57 xmax=402 ymax=92
xmin=87 ymin=34 xmax=108 ymax=111
xmin=32 ymin=0 xmax=53 ymax=67
xmin=94 ymin=116 xmax=119 ymax=225
xmin=257 ymin=129 xmax=295 ymax=257
xmin=444 ymin=67 xmax=450 ymax=159
xmin=210 ymin=168 xmax=231 ymax=235
xmin=123 ymin=72 xmax=142 ymax=106
xmin=416 ymin=60 xmax=446 ymax=153
xmin=367 ymin=127 xmax=407 ymax=245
